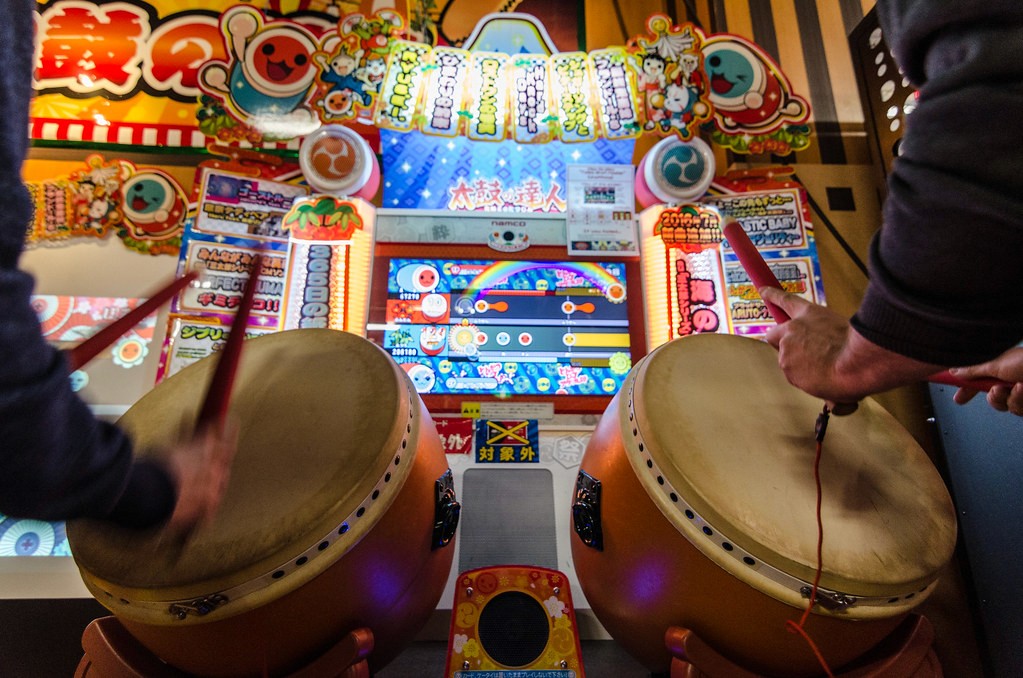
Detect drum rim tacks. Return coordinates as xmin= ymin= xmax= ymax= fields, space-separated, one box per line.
xmin=70 ymin=330 xmax=426 ymax=625
xmin=618 ymin=333 xmax=956 ymax=619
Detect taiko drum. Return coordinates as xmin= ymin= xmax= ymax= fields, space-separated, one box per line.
xmin=571 ymin=334 xmax=956 ymax=676
xmin=68 ymin=329 xmax=459 ymax=676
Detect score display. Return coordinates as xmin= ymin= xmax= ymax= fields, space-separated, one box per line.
xmin=372 ymin=258 xmax=634 ymax=398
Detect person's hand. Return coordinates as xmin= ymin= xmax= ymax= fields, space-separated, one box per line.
xmin=760 ymin=287 xmax=943 ymax=415
xmin=951 ymin=347 xmax=1023 ymax=415
xmin=760 ymin=287 xmax=859 ymax=414
xmin=163 ymin=420 xmax=239 ymax=538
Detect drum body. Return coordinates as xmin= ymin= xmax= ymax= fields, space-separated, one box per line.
xmin=571 ymin=334 xmax=956 ymax=677
xmin=68 ymin=329 xmax=459 ymax=676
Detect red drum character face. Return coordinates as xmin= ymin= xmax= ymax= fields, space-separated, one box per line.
xmin=395 ymin=263 xmax=440 ymax=294
xmin=417 ymin=266 xmax=438 ymax=292
xmin=246 ymin=26 xmax=317 ymax=96
xmin=322 ymin=89 xmax=353 ymax=116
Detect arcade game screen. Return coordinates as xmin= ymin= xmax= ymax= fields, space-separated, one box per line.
xmin=368 ymin=254 xmax=636 ymax=408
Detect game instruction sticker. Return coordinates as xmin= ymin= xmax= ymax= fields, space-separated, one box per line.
xmin=566 ymin=164 xmax=638 ymax=256
xmin=159 ymin=315 xmax=275 ymax=380
xmin=706 ymin=188 xmax=809 ymax=250
xmin=177 ymin=243 xmax=286 ymax=321
xmin=436 ymin=418 xmax=475 ymax=455
xmin=724 ymin=256 xmax=818 ymax=337
xmin=194 ymin=169 xmax=309 ymax=241
xmin=706 ymin=186 xmax=825 ymax=337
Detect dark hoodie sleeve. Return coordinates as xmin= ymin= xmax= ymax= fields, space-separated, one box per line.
xmin=852 ymin=0 xmax=1023 ymax=365
xmin=0 ymin=0 xmax=175 ymax=527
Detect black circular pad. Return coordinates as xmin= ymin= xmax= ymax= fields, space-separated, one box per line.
xmin=477 ymin=591 xmax=550 ymax=667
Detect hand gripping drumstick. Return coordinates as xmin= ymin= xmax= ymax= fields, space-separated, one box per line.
xmin=66 ymin=272 xmax=199 ymax=372
xmin=721 ymin=220 xmax=1008 ymax=393
xmin=163 ymin=256 xmax=260 ymax=551
xmin=196 ymin=253 xmax=263 ymax=429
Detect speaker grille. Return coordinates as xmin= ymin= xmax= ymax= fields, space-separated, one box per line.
xmin=477 ymin=591 xmax=549 ymax=667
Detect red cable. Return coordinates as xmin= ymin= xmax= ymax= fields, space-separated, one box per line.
xmin=784 ymin=407 xmax=836 ymax=678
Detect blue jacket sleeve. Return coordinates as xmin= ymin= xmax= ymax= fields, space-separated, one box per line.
xmin=0 ymin=0 xmax=175 ymax=527
xmin=853 ymin=0 xmax=1023 ymax=365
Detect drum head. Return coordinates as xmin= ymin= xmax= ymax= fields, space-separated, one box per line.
xmin=68 ymin=329 xmax=420 ymax=619
xmin=624 ymin=334 xmax=956 ymax=613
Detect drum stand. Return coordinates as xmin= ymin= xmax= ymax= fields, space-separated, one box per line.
xmin=75 ymin=616 xmax=374 ymax=678
xmin=664 ymin=613 xmax=941 ymax=678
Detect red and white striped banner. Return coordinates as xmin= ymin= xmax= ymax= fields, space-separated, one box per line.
xmin=30 ymin=118 xmax=301 ymax=151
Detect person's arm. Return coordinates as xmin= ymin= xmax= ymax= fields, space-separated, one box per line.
xmin=0 ymin=265 xmax=175 ymax=525
xmin=0 ymin=0 xmax=177 ymax=528
xmin=852 ymin=1 xmax=1023 ymax=367
xmin=0 ymin=0 xmax=236 ymax=532
xmin=759 ymin=1 xmax=1023 ymax=410
xmin=1 ymin=266 xmax=238 ymax=530
xmin=951 ymin=347 xmax=1023 ymax=415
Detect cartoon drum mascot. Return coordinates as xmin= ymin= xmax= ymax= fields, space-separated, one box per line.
xmin=120 ymin=170 xmax=188 ymax=240
xmin=199 ymin=7 xmax=320 ymax=133
xmin=702 ymin=35 xmax=808 ymax=133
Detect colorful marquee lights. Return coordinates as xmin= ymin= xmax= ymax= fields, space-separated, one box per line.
xmin=29 ymin=3 xmax=811 ymax=156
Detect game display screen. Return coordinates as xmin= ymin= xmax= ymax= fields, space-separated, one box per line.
xmin=372 ymin=257 xmax=635 ymax=399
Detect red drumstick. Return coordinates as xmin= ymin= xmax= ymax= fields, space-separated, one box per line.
xmin=66 ymin=272 xmax=198 ymax=372
xmin=721 ymin=219 xmax=1008 ymax=393
xmin=925 ymin=371 xmax=1007 ymax=392
xmin=196 ymin=253 xmax=263 ymax=428
xmin=722 ymin=220 xmax=790 ymax=324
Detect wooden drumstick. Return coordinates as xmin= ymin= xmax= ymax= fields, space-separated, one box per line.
xmin=66 ymin=272 xmax=198 ymax=372
xmin=721 ymin=219 xmax=1009 ymax=393
xmin=196 ymin=253 xmax=263 ymax=429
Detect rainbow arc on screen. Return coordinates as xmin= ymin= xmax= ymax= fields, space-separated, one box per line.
xmin=467 ymin=261 xmax=623 ymax=301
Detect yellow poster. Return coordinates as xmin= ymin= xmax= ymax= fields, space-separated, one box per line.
xmin=30 ymin=0 xmax=397 ymax=149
